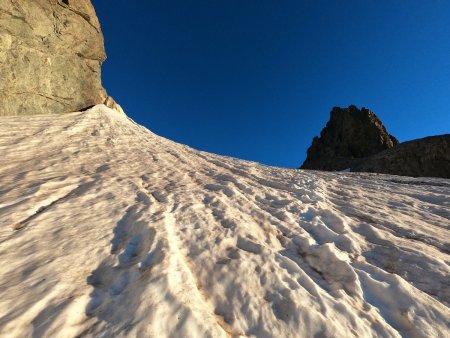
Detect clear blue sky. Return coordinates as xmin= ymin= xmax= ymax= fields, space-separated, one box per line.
xmin=93 ymin=1 xmax=450 ymax=167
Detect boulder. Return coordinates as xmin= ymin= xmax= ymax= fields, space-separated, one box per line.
xmin=301 ymin=105 xmax=399 ymax=171
xmin=0 ymin=0 xmax=107 ymax=115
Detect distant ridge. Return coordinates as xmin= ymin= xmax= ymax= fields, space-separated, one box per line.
xmin=301 ymin=105 xmax=449 ymax=178
xmin=353 ymin=134 xmax=450 ymax=178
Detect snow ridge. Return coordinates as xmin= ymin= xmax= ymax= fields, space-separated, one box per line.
xmin=0 ymin=105 xmax=449 ymax=337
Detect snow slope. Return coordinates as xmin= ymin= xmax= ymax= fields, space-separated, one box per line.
xmin=0 ymin=105 xmax=449 ymax=338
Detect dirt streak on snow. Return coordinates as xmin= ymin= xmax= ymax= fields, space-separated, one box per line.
xmin=0 ymin=105 xmax=449 ymax=337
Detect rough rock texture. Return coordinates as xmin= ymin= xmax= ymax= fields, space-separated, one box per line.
xmin=0 ymin=0 xmax=107 ymax=115
xmin=301 ymin=105 xmax=399 ymax=171
xmin=354 ymin=135 xmax=450 ymax=178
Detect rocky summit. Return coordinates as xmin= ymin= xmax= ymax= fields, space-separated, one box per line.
xmin=0 ymin=0 xmax=107 ymax=116
xmin=301 ymin=105 xmax=399 ymax=171
xmin=301 ymin=105 xmax=450 ymax=178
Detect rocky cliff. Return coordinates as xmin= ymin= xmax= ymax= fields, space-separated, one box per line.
xmin=301 ymin=105 xmax=449 ymax=178
xmin=354 ymin=135 xmax=450 ymax=178
xmin=301 ymin=105 xmax=399 ymax=171
xmin=0 ymin=0 xmax=107 ymax=115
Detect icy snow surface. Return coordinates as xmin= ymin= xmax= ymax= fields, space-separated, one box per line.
xmin=0 ymin=105 xmax=449 ymax=337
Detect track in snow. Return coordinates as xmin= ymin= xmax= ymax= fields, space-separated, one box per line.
xmin=0 ymin=105 xmax=449 ymax=337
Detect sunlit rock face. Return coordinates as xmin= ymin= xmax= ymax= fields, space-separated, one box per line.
xmin=0 ymin=0 xmax=107 ymax=115
xmin=301 ymin=105 xmax=399 ymax=171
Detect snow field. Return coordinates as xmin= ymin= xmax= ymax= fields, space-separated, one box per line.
xmin=0 ymin=105 xmax=449 ymax=337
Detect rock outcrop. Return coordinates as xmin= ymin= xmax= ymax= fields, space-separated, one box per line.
xmin=301 ymin=105 xmax=399 ymax=171
xmin=301 ymin=105 xmax=449 ymax=178
xmin=354 ymin=135 xmax=450 ymax=178
xmin=0 ymin=0 xmax=107 ymax=115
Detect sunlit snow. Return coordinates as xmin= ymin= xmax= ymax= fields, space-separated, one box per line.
xmin=0 ymin=105 xmax=449 ymax=337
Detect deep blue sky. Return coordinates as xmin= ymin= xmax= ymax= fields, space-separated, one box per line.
xmin=93 ymin=1 xmax=450 ymax=167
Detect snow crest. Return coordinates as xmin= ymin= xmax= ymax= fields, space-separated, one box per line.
xmin=0 ymin=105 xmax=449 ymax=337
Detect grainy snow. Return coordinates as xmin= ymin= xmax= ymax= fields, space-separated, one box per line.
xmin=0 ymin=105 xmax=449 ymax=338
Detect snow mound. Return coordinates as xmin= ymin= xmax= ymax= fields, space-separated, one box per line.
xmin=0 ymin=105 xmax=449 ymax=337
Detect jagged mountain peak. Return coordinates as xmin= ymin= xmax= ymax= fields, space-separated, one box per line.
xmin=301 ymin=105 xmax=398 ymax=171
